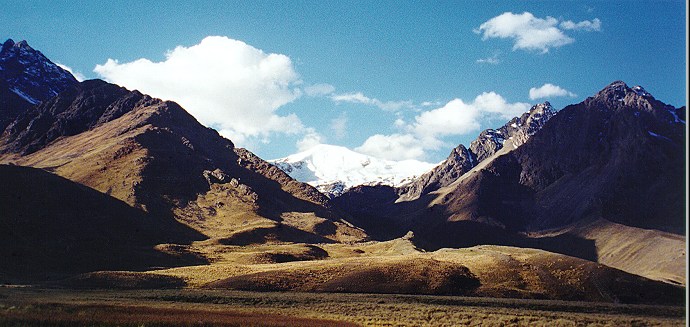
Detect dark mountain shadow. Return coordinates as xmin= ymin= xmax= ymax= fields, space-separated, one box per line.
xmin=0 ymin=78 xmax=34 ymax=132
xmin=333 ymin=184 xmax=436 ymax=240
xmin=218 ymin=225 xmax=335 ymax=246
xmin=336 ymin=183 xmax=598 ymax=262
xmin=0 ymin=164 xmax=207 ymax=283
xmin=412 ymin=220 xmax=598 ymax=262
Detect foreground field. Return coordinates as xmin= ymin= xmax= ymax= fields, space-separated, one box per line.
xmin=0 ymin=288 xmax=685 ymax=326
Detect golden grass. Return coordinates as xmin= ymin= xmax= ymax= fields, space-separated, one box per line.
xmin=132 ymin=242 xmax=685 ymax=305
xmin=1 ymin=288 xmax=684 ymax=327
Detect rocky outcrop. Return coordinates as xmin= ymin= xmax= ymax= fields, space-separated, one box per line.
xmin=1 ymin=80 xmax=156 ymax=154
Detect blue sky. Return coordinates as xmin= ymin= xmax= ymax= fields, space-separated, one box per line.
xmin=2 ymin=1 xmax=686 ymax=162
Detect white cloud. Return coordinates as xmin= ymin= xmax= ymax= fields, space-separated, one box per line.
xmin=560 ymin=18 xmax=601 ymax=31
xmin=331 ymin=91 xmax=413 ymax=112
xmin=412 ymin=99 xmax=481 ymax=139
xmin=56 ymin=63 xmax=86 ymax=81
xmin=94 ymin=36 xmax=304 ymax=147
xmin=296 ymin=128 xmax=323 ymax=152
xmin=473 ymin=92 xmax=531 ymax=119
xmin=420 ymin=101 xmax=442 ymax=107
xmin=357 ymin=92 xmax=531 ymax=161
xmin=393 ymin=118 xmax=407 ymax=128
xmin=475 ymin=12 xmax=600 ymax=53
xmin=355 ymin=134 xmax=428 ymax=161
xmin=529 ymin=83 xmax=577 ymax=100
xmin=329 ymin=113 xmax=348 ymax=139
xmin=332 ymin=92 xmax=371 ymax=104
xmin=304 ymin=83 xmax=335 ymax=97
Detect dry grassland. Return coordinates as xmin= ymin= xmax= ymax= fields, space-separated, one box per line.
xmin=0 ymin=288 xmax=684 ymax=327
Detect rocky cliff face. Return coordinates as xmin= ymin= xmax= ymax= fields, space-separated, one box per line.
xmin=470 ymin=102 xmax=555 ymax=161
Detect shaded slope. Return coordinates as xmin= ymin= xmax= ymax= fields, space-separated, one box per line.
xmin=0 ymin=164 xmax=206 ymax=281
xmin=0 ymin=78 xmax=32 ymax=132
xmin=507 ymin=81 xmax=683 ymax=232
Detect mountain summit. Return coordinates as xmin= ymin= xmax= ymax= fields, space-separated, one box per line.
xmin=0 ymin=39 xmax=78 ymax=132
xmin=0 ymin=39 xmax=78 ymax=104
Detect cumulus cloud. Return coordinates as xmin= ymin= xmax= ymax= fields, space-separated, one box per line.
xmin=56 ymin=63 xmax=86 ymax=81
xmin=412 ymin=99 xmax=482 ymax=139
xmin=357 ymin=92 xmax=531 ymax=161
xmin=529 ymin=83 xmax=577 ymax=100
xmin=473 ymin=92 xmax=532 ymax=119
xmin=475 ymin=12 xmax=601 ymax=53
xmin=94 ymin=36 xmax=304 ymax=146
xmin=560 ymin=18 xmax=601 ymax=31
xmin=331 ymin=91 xmax=413 ymax=111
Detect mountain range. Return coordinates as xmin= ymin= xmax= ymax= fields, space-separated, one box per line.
xmin=0 ymin=39 xmax=685 ymax=303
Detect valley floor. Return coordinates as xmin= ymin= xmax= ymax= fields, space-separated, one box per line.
xmin=0 ymin=288 xmax=684 ymax=327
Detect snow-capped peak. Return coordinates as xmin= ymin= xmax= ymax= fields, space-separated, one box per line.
xmin=632 ymin=85 xmax=652 ymax=98
xmin=270 ymin=144 xmax=437 ymax=197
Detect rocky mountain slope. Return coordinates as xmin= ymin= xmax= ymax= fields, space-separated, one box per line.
xmin=334 ymin=102 xmax=557 ymax=237
xmin=398 ymin=102 xmax=555 ymax=201
xmin=0 ymin=79 xmax=366 ymax=245
xmin=270 ymin=144 xmax=436 ymax=198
